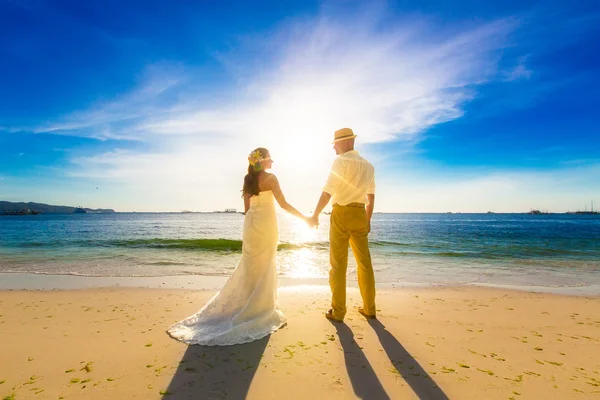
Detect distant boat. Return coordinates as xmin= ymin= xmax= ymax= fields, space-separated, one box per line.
xmin=74 ymin=207 xmax=87 ymax=214
xmin=486 ymin=211 xmax=495 ymax=214
xmin=181 ymin=210 xmax=194 ymax=213
xmin=573 ymin=200 xmax=599 ymax=215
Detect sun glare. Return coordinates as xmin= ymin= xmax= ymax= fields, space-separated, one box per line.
xmin=289 ymin=215 xmax=320 ymax=243
xmin=269 ymin=132 xmax=332 ymax=169
xmin=278 ymin=214 xmax=328 ymax=279
xmin=286 ymin=248 xmax=324 ymax=279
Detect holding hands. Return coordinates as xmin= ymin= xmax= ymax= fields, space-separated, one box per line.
xmin=310 ymin=214 xmax=320 ymax=228
xmin=304 ymin=215 xmax=319 ymax=229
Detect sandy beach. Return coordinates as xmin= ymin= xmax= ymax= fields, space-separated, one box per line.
xmin=1 ymin=285 xmax=599 ymax=399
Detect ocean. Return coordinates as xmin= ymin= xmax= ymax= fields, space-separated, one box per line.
xmin=1 ymin=212 xmax=599 ymax=291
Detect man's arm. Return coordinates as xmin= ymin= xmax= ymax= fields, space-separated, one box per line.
xmin=366 ymin=194 xmax=375 ymax=233
xmin=312 ymin=192 xmax=332 ymax=224
xmin=312 ymin=158 xmax=343 ymax=224
xmin=365 ymin=170 xmax=376 ymax=233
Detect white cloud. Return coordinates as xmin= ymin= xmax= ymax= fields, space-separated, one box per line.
xmin=37 ymin=7 xmax=536 ymax=211
xmin=60 ymin=147 xmax=600 ymax=212
xmin=42 ymin=9 xmax=517 ymax=146
xmin=141 ymin=15 xmax=516 ymax=145
xmin=377 ymin=163 xmax=600 ymax=213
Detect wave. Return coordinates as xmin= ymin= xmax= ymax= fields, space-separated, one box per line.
xmin=110 ymin=238 xmax=333 ymax=251
xmin=18 ymin=238 xmax=409 ymax=251
xmin=0 ymin=269 xmax=200 ymax=278
xmin=110 ymin=238 xmax=244 ymax=250
xmin=13 ymin=238 xmax=599 ymax=259
xmin=18 ymin=238 xmax=330 ymax=251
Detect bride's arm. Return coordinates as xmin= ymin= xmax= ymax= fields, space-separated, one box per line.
xmin=269 ymin=175 xmax=307 ymax=220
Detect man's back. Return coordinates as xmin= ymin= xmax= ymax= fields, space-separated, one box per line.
xmin=323 ymin=150 xmax=375 ymax=206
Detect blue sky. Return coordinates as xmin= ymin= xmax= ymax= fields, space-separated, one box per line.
xmin=1 ymin=0 xmax=599 ymax=212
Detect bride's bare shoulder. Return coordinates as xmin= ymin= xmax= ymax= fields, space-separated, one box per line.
xmin=258 ymin=172 xmax=275 ymax=183
xmin=257 ymin=173 xmax=277 ymax=191
xmin=263 ymin=173 xmax=280 ymax=189
xmin=267 ymin=173 xmax=280 ymax=184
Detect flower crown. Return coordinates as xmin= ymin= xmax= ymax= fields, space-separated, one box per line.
xmin=248 ymin=150 xmax=267 ymax=166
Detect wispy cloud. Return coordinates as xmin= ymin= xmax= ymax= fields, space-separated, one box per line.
xmin=40 ymin=7 xmax=533 ymax=210
xmin=66 ymin=146 xmax=251 ymax=211
xmin=33 ymin=64 xmax=185 ymax=140
xmin=141 ymin=15 xmax=517 ymax=144
xmin=504 ymin=56 xmax=532 ymax=81
xmin=43 ymin=9 xmax=518 ymax=144
xmin=561 ymin=158 xmax=600 ymax=166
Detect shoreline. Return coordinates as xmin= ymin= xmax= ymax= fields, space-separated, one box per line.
xmin=1 ymin=272 xmax=599 ymax=297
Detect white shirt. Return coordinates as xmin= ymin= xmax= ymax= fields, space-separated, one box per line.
xmin=322 ymin=150 xmax=375 ymax=206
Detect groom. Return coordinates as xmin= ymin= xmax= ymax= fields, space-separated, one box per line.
xmin=311 ymin=128 xmax=376 ymax=322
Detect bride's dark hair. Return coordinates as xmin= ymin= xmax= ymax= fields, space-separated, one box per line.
xmin=242 ymin=147 xmax=269 ymax=197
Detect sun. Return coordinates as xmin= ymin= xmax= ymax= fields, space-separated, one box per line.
xmin=255 ymin=91 xmax=345 ymax=170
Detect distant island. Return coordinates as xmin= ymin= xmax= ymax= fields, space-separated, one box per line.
xmin=0 ymin=201 xmax=115 ymax=215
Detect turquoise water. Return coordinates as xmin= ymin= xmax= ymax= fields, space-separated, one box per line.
xmin=1 ymin=213 xmax=599 ymax=290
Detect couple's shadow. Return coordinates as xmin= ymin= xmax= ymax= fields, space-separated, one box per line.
xmin=163 ymin=321 xmax=449 ymax=400
xmin=333 ymin=319 xmax=449 ymax=400
xmin=162 ymin=336 xmax=268 ymax=399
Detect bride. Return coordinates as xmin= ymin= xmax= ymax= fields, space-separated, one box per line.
xmin=167 ymin=147 xmax=313 ymax=346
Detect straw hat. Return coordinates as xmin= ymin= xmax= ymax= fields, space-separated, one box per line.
xmin=332 ymin=128 xmax=357 ymax=143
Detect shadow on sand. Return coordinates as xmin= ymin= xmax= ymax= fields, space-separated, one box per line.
xmin=162 ymin=336 xmax=269 ymax=399
xmin=333 ymin=322 xmax=390 ymax=400
xmin=368 ymin=319 xmax=450 ymax=400
xmin=163 ymin=321 xmax=448 ymax=399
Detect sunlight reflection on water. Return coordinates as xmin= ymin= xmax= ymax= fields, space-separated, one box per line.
xmin=282 ymin=248 xmax=323 ymax=279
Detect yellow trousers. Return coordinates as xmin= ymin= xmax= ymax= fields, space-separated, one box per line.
xmin=329 ymin=203 xmax=376 ymax=320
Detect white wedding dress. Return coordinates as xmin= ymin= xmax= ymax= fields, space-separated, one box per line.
xmin=167 ymin=190 xmax=287 ymax=346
